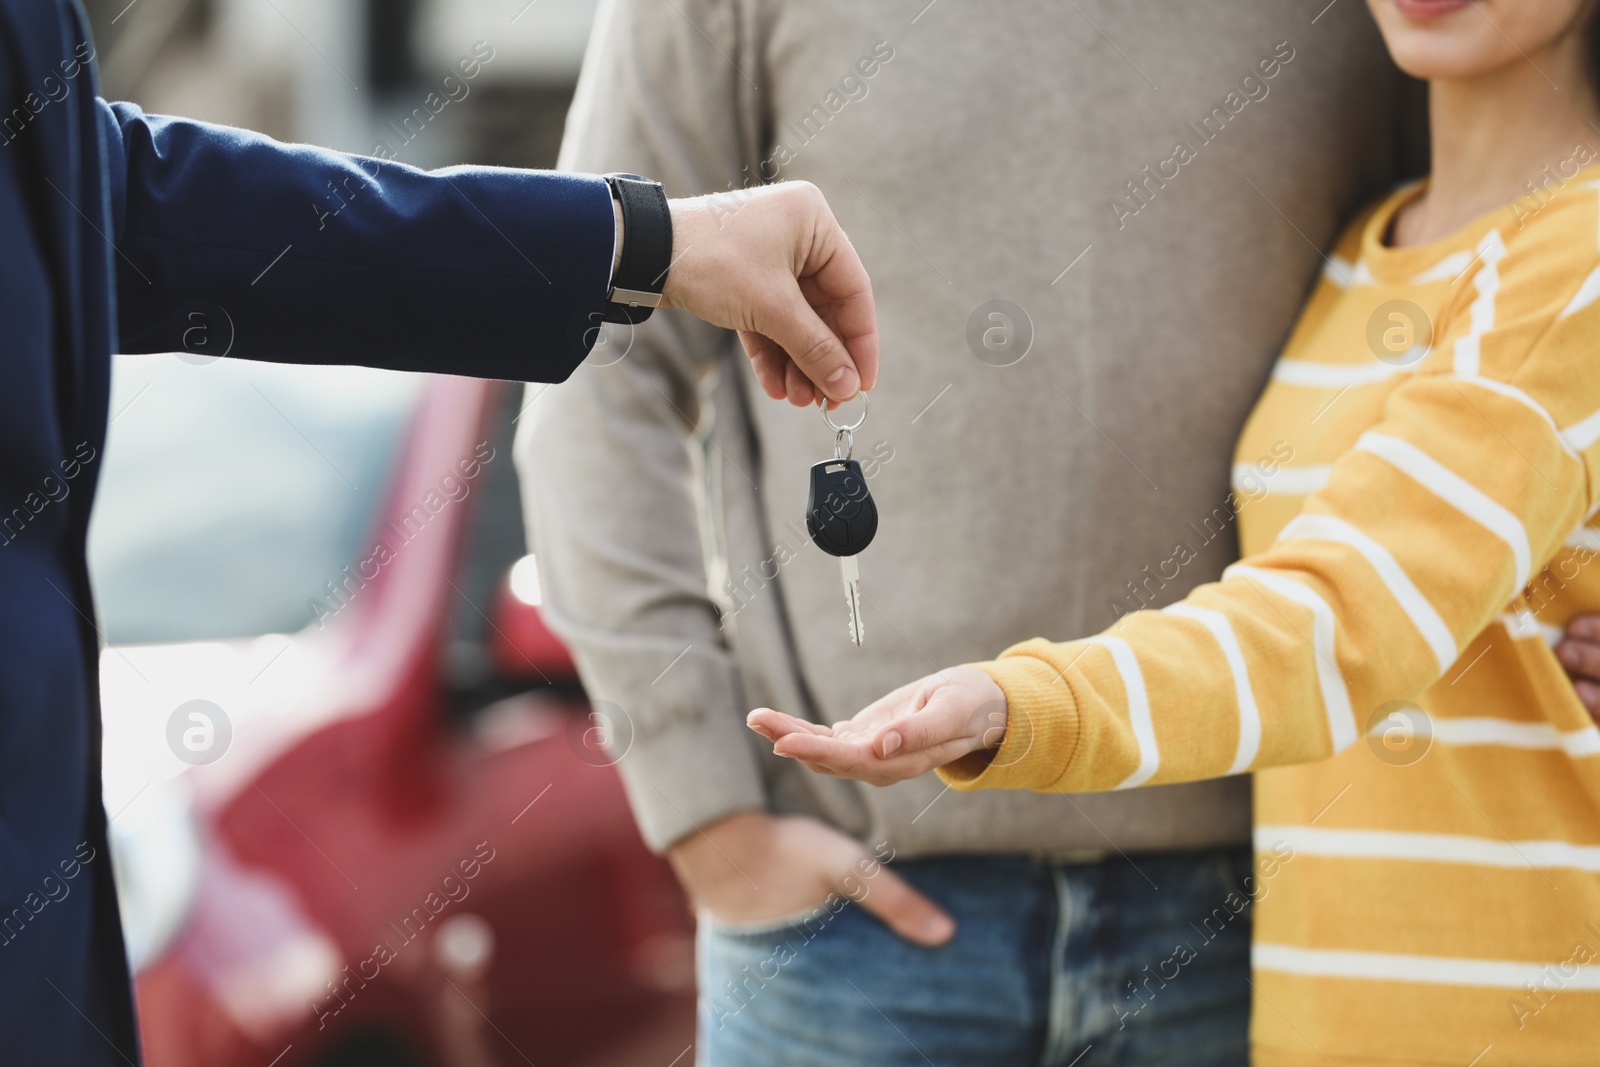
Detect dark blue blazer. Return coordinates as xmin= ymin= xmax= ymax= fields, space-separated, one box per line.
xmin=0 ymin=1 xmax=613 ymax=1060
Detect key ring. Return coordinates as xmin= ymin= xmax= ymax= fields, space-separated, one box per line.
xmin=819 ymin=393 xmax=869 ymax=433
xmin=821 ymin=394 xmax=867 ymax=461
xmin=833 ymin=428 xmax=854 ymax=461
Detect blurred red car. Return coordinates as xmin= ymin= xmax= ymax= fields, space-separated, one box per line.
xmin=89 ymin=356 xmax=694 ymax=1067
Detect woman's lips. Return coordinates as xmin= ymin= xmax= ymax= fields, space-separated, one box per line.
xmin=1392 ymin=0 xmax=1473 ymax=20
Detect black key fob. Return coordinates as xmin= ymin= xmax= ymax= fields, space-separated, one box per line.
xmin=806 ymin=459 xmax=877 ymax=557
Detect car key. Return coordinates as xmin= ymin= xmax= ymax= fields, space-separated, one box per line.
xmin=807 ymin=397 xmax=875 ymax=646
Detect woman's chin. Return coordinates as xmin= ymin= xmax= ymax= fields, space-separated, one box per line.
xmin=1372 ymin=0 xmax=1591 ymax=83
xmin=1385 ymin=46 xmax=1508 ymax=82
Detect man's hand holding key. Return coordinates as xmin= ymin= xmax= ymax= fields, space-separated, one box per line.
xmin=665 ymin=181 xmax=879 ymax=406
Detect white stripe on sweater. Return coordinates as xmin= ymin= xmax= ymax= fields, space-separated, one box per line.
xmin=1271 ymin=359 xmax=1414 ymax=388
xmin=1277 ymin=513 xmax=1457 ymax=674
xmin=1223 ymin=564 xmax=1357 ymax=752
xmin=1355 ymin=431 xmax=1532 ymax=590
xmin=1323 ymin=256 xmax=1374 ymax=289
xmin=1257 ymin=824 xmax=1600 ymax=870
xmin=1591 ymin=181 xmax=1600 ymax=253
xmin=1413 ymin=250 xmax=1476 ymax=284
xmin=1497 ymin=611 xmax=1563 ymax=645
xmin=1081 ymin=635 xmax=1159 ymax=789
xmin=1562 ymin=407 xmax=1600 ymax=452
xmin=1231 ymin=464 xmax=1332 ymax=497
xmin=1448 ymin=376 xmax=1576 ymax=461
xmin=1253 ymin=943 xmax=1600 ymax=990
xmin=1452 ymin=230 xmax=1506 ymax=378
xmin=1566 ymin=523 xmax=1600 ymax=551
xmin=1163 ymin=603 xmax=1261 ymax=774
xmin=1424 ymin=717 xmax=1600 ymax=757
xmin=1560 ymin=263 xmax=1600 ymax=319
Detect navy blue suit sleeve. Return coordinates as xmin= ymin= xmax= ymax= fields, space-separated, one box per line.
xmin=97 ymin=100 xmax=614 ymax=381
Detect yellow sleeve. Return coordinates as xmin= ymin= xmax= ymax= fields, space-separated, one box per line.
xmin=944 ymin=215 xmax=1600 ymax=794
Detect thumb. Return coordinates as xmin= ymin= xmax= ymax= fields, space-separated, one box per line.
xmin=752 ymin=287 xmax=861 ymax=403
xmin=842 ymin=863 xmax=955 ymax=947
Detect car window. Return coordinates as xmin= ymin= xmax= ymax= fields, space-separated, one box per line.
xmin=441 ymin=383 xmax=528 ymax=702
xmin=88 ymin=355 xmax=423 ymax=645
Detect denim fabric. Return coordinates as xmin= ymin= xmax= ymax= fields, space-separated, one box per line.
xmin=696 ymin=847 xmax=1252 ymax=1067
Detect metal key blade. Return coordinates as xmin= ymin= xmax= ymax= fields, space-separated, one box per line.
xmin=840 ymin=555 xmax=863 ymax=647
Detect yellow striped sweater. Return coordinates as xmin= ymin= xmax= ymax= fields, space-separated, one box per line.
xmin=944 ymin=171 xmax=1600 ymax=1066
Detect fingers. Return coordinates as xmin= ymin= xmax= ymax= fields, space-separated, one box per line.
xmin=753 ymin=290 xmax=861 ymax=403
xmin=666 ymin=184 xmax=876 ymax=406
xmin=844 ymin=863 xmax=955 ymax=946
xmin=750 ymin=673 xmax=975 ymax=784
xmin=784 ymin=358 xmax=815 ymax=407
xmin=741 ymin=333 xmax=788 ymax=400
xmin=1557 ymin=635 xmax=1600 ymax=683
xmin=746 ymin=709 xmax=831 ymax=742
xmin=741 ymin=331 xmax=815 ymax=406
xmin=751 ymin=184 xmax=875 ymax=404
xmin=1554 ymin=615 xmax=1600 ymax=722
xmin=771 ymin=730 xmax=875 ymax=766
xmin=769 ymin=731 xmax=944 ymax=786
xmin=1578 ymin=680 xmax=1600 ymax=722
xmin=795 ymin=208 xmax=879 ymax=395
xmin=1567 ymin=614 xmax=1600 ymax=642
xmin=1558 ymin=634 xmax=1600 ymax=722
xmin=760 ymin=671 xmax=1002 ymax=786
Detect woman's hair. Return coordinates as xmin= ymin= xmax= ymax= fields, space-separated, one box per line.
xmin=1590 ymin=3 xmax=1600 ymax=102
xmin=1593 ymin=29 xmax=1600 ymax=102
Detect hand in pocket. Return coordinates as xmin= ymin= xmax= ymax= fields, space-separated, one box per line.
xmin=667 ymin=811 xmax=954 ymax=945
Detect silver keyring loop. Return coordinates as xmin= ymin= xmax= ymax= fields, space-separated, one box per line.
xmin=819 ymin=392 xmax=869 ymax=433
xmin=833 ymin=428 xmax=854 ymax=461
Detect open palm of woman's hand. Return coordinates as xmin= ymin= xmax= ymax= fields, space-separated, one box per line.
xmin=746 ymin=666 xmax=1009 ymax=787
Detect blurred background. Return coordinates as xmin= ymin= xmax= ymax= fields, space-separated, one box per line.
xmin=83 ymin=0 xmax=594 ymax=168
xmin=78 ymin=3 xmax=698 ymax=1065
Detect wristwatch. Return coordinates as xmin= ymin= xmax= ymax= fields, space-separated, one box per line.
xmin=603 ymin=173 xmax=673 ymax=324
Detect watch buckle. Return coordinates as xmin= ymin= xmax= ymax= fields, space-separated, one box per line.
xmin=609 ymin=286 xmax=664 ymax=309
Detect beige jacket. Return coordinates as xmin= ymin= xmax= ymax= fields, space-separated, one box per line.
xmin=519 ymin=0 xmax=1417 ymax=854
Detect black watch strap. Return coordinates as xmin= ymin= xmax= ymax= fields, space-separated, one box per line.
xmin=604 ymin=174 xmax=672 ymax=324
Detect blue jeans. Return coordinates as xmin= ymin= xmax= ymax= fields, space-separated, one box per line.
xmin=696 ymin=847 xmax=1252 ymax=1067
